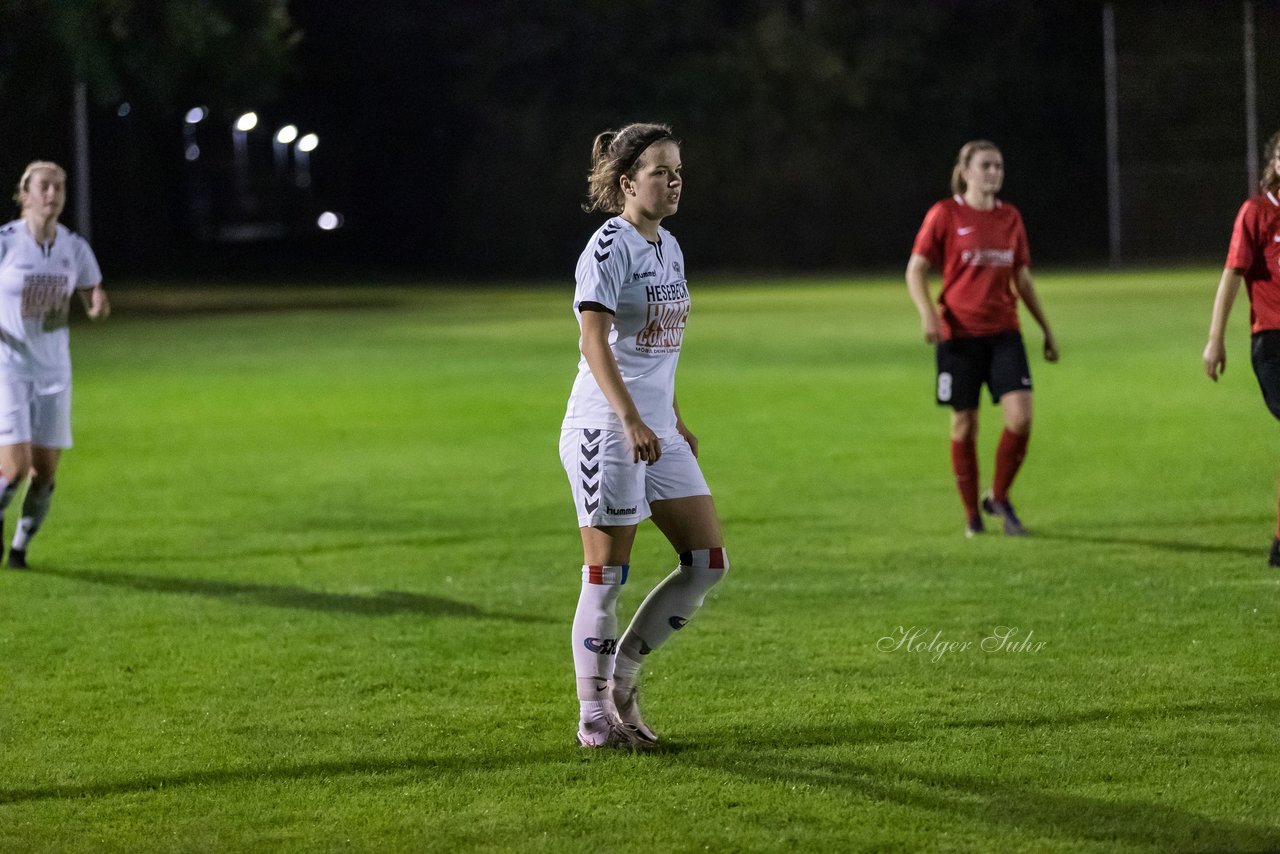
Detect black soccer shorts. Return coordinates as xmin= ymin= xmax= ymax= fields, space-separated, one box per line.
xmin=935 ymin=330 xmax=1033 ymax=411
xmin=1250 ymin=329 xmax=1280 ymax=421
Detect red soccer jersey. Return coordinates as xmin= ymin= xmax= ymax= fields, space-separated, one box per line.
xmin=1225 ymin=192 xmax=1280 ymax=333
xmin=911 ymin=196 xmax=1031 ymax=339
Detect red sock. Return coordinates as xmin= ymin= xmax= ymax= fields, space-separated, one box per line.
xmin=950 ymin=439 xmax=979 ymax=521
xmin=992 ymin=429 xmax=1030 ymax=502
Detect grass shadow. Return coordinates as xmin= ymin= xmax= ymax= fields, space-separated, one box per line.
xmin=114 ymin=531 xmax=480 ymax=566
xmin=1034 ymin=531 xmax=1262 ymax=558
xmin=0 ymin=752 xmax=551 ymax=806
xmin=678 ymin=700 xmax=1280 ymax=852
xmin=0 ymin=741 xmax=675 ymax=805
xmin=3 ymin=701 xmax=1276 ymax=851
xmin=35 ymin=567 xmax=554 ymax=624
xmin=698 ymin=752 xmax=1279 ymax=852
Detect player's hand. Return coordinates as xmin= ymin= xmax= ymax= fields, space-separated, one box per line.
xmin=1043 ymin=331 xmax=1059 ymax=363
xmin=676 ymin=421 xmax=699 ymax=458
xmin=87 ymin=286 xmax=110 ymax=321
xmin=624 ymin=417 xmax=661 ymax=465
xmin=922 ymin=313 xmax=941 ymax=345
xmin=1203 ymin=339 xmax=1226 ymax=381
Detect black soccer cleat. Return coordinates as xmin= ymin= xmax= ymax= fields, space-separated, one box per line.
xmin=981 ymin=491 xmax=1027 ymax=536
xmin=1269 ymin=538 xmax=1280 ymax=568
xmin=7 ymin=548 xmax=27 ymax=570
xmin=965 ymin=515 xmax=985 ymax=538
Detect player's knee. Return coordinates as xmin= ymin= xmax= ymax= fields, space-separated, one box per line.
xmin=1005 ymin=413 xmax=1032 ymax=435
xmin=679 ymin=546 xmax=729 ymax=579
xmin=677 ymin=548 xmax=728 ymax=611
xmin=2 ymin=458 xmax=32 ymax=484
xmin=949 ymin=413 xmax=977 ymax=442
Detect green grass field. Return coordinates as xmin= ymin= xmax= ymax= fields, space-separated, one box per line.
xmin=1 ymin=269 xmax=1277 ymax=852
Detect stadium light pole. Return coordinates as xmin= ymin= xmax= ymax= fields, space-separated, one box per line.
xmin=294 ymin=133 xmax=318 ymax=189
xmin=182 ymin=107 xmax=212 ymax=237
xmin=1102 ymin=4 xmax=1121 ymax=267
xmin=1244 ymin=0 xmax=1259 ymax=193
xmin=274 ymin=124 xmax=298 ymax=180
xmin=232 ymin=111 xmax=259 ymax=211
xmin=183 ymin=106 xmax=207 ymax=162
xmin=72 ymin=80 xmax=91 ymax=241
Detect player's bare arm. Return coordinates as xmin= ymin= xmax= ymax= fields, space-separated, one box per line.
xmin=905 ymin=253 xmax=941 ymax=344
xmin=78 ymin=283 xmax=109 ymax=320
xmin=579 ymin=308 xmax=661 ymax=464
xmin=1204 ymin=268 xmax=1244 ymax=381
xmin=1013 ymin=266 xmax=1058 ymax=362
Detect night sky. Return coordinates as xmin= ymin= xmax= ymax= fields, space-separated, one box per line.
xmin=4 ymin=1 xmax=1279 ymax=278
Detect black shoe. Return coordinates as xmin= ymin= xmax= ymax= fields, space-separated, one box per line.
xmin=7 ymin=548 xmax=27 ymax=570
xmin=965 ymin=516 xmax=985 ymax=538
xmin=1270 ymin=539 xmax=1280 ymax=568
xmin=981 ymin=491 xmax=1027 ymax=536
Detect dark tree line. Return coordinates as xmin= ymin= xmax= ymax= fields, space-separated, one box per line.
xmin=0 ymin=0 xmax=295 ymax=269
xmin=287 ymin=0 xmax=1109 ymax=277
xmin=8 ymin=1 xmax=1271 ymax=277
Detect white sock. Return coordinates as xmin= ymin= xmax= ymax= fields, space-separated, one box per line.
xmin=616 ymin=548 xmax=728 ymax=688
xmin=572 ymin=564 xmax=626 ymax=712
xmin=613 ymin=648 xmax=642 ymax=692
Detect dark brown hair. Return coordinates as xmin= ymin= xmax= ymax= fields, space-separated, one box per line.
xmin=950 ymin=140 xmax=1001 ymax=196
xmin=582 ymin=123 xmax=678 ymax=214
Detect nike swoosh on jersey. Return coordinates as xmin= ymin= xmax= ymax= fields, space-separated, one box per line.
xmin=957 ymin=227 xmax=976 ymax=236
xmin=1273 ymin=234 xmax=1280 ymax=242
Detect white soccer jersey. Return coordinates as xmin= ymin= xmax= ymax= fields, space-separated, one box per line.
xmin=563 ymin=217 xmax=689 ymax=436
xmin=0 ymin=220 xmax=102 ymax=388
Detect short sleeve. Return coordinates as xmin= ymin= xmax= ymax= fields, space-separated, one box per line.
xmin=574 ymin=224 xmax=627 ymax=313
xmin=74 ymin=236 xmax=102 ymax=289
xmin=910 ymin=203 xmax=948 ymax=268
xmin=1226 ymin=200 xmax=1257 ymax=271
xmin=1012 ymin=209 xmax=1031 ymax=269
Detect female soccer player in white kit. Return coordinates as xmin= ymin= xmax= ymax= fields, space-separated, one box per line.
xmin=560 ymin=123 xmax=728 ymax=749
xmin=0 ymin=161 xmax=110 ymax=569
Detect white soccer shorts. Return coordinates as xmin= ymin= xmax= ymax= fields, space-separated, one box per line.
xmin=559 ymin=428 xmax=711 ymax=528
xmin=0 ymin=379 xmax=73 ymax=449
